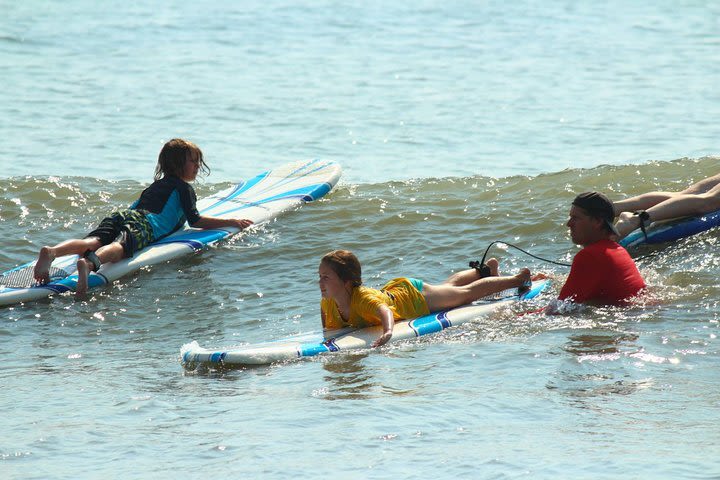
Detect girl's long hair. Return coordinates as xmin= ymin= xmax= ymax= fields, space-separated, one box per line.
xmin=321 ymin=250 xmax=362 ymax=287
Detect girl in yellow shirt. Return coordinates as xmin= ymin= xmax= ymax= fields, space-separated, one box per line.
xmin=319 ymin=250 xmax=531 ymax=347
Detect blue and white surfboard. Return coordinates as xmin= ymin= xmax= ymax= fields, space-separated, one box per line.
xmin=0 ymin=159 xmax=342 ymax=307
xmin=180 ymin=279 xmax=549 ymax=368
xmin=619 ymin=208 xmax=720 ymax=249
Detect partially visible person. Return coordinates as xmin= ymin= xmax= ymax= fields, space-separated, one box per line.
xmin=546 ymin=191 xmax=646 ymax=313
xmin=318 ymin=250 xmax=531 ymax=347
xmin=33 ymin=138 xmax=253 ymax=297
xmin=614 ymin=173 xmax=720 ymax=239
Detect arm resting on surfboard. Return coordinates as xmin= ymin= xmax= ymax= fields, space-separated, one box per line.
xmin=191 ymin=215 xmax=253 ymax=231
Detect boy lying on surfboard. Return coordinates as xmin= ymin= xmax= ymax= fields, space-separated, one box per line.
xmin=33 ymin=138 xmax=253 ymax=297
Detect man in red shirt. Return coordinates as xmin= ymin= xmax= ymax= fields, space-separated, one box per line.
xmin=551 ymin=191 xmax=645 ymax=311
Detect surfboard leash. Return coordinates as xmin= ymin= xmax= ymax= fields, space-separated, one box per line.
xmin=475 ymin=239 xmax=659 ymax=270
xmin=475 ymin=240 xmax=572 ymax=269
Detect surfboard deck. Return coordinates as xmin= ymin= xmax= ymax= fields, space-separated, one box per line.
xmin=180 ymin=279 xmax=549 ymax=369
xmin=619 ymin=208 xmax=720 ymax=249
xmin=0 ymin=159 xmax=342 ymax=307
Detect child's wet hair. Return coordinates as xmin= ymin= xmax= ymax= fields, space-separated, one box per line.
xmin=321 ymin=250 xmax=362 ymax=287
xmin=155 ymin=138 xmax=210 ymax=180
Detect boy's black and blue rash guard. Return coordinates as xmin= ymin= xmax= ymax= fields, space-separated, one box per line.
xmin=129 ymin=176 xmax=201 ymax=240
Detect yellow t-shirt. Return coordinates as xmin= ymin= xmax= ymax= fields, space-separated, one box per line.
xmin=321 ymin=277 xmax=430 ymax=329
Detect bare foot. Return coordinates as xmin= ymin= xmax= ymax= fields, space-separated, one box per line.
xmin=532 ymin=272 xmax=549 ymax=281
xmin=614 ymin=211 xmax=641 ymax=239
xmin=486 ymin=258 xmax=499 ymax=276
xmin=516 ymin=267 xmax=531 ymax=286
xmin=516 ymin=268 xmax=532 ymax=294
xmin=75 ymin=258 xmax=91 ymax=298
xmin=34 ymin=246 xmax=55 ymax=284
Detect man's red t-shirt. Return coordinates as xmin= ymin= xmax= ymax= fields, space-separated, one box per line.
xmin=559 ymin=239 xmax=645 ymax=305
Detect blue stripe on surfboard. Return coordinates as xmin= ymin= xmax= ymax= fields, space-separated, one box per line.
xmin=211 ymin=184 xmax=333 ymax=217
xmin=409 ymin=312 xmax=449 ymax=337
xmin=31 ymin=270 xmax=108 ymax=294
xmin=198 ymin=173 xmax=269 ymax=214
xmin=1 ymin=261 xmax=110 ymax=294
xmin=200 ymin=160 xmax=333 ymax=213
xmin=197 ymin=181 xmax=248 ymax=215
xmin=244 ymin=159 xmax=326 ymax=193
xmin=298 ymin=345 xmax=326 ymax=358
xmin=520 ymin=281 xmax=547 ymax=300
xmin=298 ymin=339 xmax=338 ymax=358
xmin=296 ymin=310 xmax=467 ymax=357
xmin=242 ymin=163 xmax=336 ymax=203
xmin=198 ymin=159 xmax=331 ymax=214
xmin=199 ymin=162 xmax=331 ymax=213
xmin=302 ymin=181 xmax=334 ymax=201
xmin=154 ymin=231 xmax=226 ymax=248
xmin=619 ymin=208 xmax=720 ymax=248
xmin=210 ymin=352 xmax=226 ymax=363
xmin=35 ymin=283 xmax=72 ymax=294
xmin=233 ymin=160 xmax=335 ymax=200
xmin=181 ymin=350 xmax=227 ymax=364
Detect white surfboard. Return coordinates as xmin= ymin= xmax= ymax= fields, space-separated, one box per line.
xmin=0 ymin=159 xmax=342 ymax=307
xmin=180 ymin=279 xmax=549 ymax=368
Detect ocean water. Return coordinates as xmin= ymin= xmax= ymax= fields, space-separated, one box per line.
xmin=1 ymin=2 xmax=719 ymax=479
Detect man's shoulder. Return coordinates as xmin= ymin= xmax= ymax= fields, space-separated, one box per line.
xmin=574 ymin=243 xmax=601 ymax=260
xmin=576 ymin=240 xmax=639 ymax=275
xmin=581 ymin=239 xmax=623 ymax=255
xmin=573 ymin=239 xmax=625 ymax=266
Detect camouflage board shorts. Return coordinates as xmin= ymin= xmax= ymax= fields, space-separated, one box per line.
xmin=85 ymin=209 xmax=154 ymax=258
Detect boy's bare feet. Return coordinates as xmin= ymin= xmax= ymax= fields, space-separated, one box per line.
xmin=75 ymin=258 xmax=91 ymax=298
xmin=34 ymin=246 xmax=55 ymax=284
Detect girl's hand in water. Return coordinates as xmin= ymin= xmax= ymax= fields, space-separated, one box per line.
xmin=371 ymin=330 xmax=392 ymax=348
